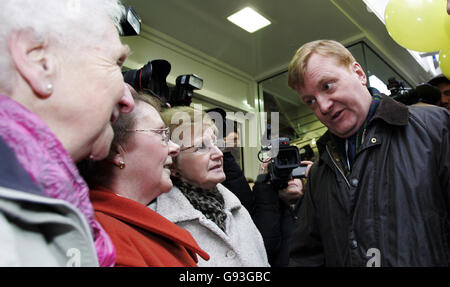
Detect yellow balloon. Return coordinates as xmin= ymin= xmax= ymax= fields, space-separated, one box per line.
xmin=444 ymin=12 xmax=450 ymax=40
xmin=385 ymin=0 xmax=449 ymax=52
xmin=439 ymin=47 xmax=450 ymax=79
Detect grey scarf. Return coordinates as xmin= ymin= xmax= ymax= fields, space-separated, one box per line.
xmin=173 ymin=178 xmax=227 ymax=232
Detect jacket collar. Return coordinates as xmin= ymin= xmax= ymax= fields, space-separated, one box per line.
xmin=370 ymin=95 xmax=409 ymax=126
xmin=90 ymin=187 xmax=209 ymax=261
xmin=152 ymin=183 xmax=241 ymax=224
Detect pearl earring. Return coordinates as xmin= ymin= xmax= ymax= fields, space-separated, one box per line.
xmin=46 ymin=83 xmax=53 ymax=93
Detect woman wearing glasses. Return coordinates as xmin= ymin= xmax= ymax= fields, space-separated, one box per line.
xmin=153 ymin=106 xmax=269 ymax=267
xmin=78 ymin=94 xmax=209 ymax=267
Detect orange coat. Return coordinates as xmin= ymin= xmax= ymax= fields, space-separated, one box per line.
xmin=90 ymin=187 xmax=209 ymax=267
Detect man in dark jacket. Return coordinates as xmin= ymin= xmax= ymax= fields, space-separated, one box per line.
xmin=287 ymin=39 xmax=450 ymax=266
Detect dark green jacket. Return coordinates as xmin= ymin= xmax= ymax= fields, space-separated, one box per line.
xmin=289 ymin=96 xmax=450 ymax=266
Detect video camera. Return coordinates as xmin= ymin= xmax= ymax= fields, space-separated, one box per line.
xmin=267 ymin=138 xmax=307 ymax=189
xmin=387 ymin=77 xmax=441 ymax=106
xmin=258 ymin=125 xmax=307 ymax=189
xmin=122 ymin=59 xmax=203 ymax=107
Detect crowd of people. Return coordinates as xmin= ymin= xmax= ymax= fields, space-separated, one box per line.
xmin=0 ymin=0 xmax=448 ymax=267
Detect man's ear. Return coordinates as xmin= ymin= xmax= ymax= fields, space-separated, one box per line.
xmin=8 ymin=29 xmax=56 ymax=98
xmin=351 ymin=62 xmax=367 ymax=86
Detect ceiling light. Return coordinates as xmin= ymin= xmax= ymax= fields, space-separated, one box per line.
xmin=227 ymin=7 xmax=271 ymax=33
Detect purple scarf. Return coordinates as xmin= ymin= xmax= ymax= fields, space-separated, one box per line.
xmin=0 ymin=94 xmax=116 ymax=267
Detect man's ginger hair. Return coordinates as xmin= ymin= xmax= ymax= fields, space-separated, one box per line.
xmin=288 ymin=40 xmax=356 ymax=91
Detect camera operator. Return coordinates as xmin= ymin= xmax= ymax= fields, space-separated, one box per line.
xmin=252 ymin=156 xmax=312 ymax=267
xmin=387 ymin=77 xmax=442 ymax=107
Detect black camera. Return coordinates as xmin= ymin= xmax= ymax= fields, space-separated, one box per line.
xmin=123 ymin=59 xmax=203 ymax=107
xmin=123 ymin=59 xmax=171 ymax=104
xmin=119 ymin=7 xmax=141 ymax=36
xmin=168 ymin=74 xmax=203 ymax=107
xmin=268 ymin=138 xmax=306 ymax=188
xmin=387 ymin=77 xmax=441 ymax=106
xmin=258 ymin=131 xmax=306 ymax=189
xmin=387 ymin=77 xmax=418 ymax=105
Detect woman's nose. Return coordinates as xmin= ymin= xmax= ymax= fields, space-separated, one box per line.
xmin=210 ymin=145 xmax=223 ymax=159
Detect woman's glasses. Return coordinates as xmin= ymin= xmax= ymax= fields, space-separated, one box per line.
xmin=180 ymin=139 xmax=224 ymax=154
xmin=126 ymin=127 xmax=170 ymax=144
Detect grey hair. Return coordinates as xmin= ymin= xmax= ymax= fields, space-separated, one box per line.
xmin=0 ymin=0 xmax=124 ymax=94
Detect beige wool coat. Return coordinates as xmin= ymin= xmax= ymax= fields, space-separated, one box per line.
xmin=149 ymin=183 xmax=270 ymax=267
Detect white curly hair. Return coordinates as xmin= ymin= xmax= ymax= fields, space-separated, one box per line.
xmin=0 ymin=0 xmax=125 ymax=94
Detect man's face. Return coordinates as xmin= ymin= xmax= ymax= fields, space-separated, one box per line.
xmin=296 ymin=53 xmax=373 ymax=138
xmin=437 ymin=82 xmax=450 ymax=111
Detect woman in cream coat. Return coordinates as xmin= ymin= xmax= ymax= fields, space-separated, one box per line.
xmin=150 ymin=106 xmax=269 ymax=267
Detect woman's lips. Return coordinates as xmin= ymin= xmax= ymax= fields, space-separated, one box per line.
xmin=209 ymin=164 xmax=222 ymax=171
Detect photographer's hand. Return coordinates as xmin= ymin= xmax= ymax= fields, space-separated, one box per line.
xmin=301 ymin=160 xmax=314 ymax=178
xmin=259 ymin=157 xmax=271 ymax=175
xmin=278 ymin=161 xmax=313 ymax=206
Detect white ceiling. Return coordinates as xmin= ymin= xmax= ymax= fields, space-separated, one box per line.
xmin=122 ymin=0 xmax=434 ymax=146
xmin=122 ymin=0 xmax=432 ymax=83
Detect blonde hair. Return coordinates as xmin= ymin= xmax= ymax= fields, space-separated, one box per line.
xmin=287 ymin=40 xmax=356 ymax=91
xmin=161 ymin=106 xmax=217 ymax=148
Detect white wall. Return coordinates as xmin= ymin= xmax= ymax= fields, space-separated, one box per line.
xmin=121 ymin=25 xmax=262 ymax=180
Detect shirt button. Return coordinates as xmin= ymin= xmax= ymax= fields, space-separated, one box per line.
xmin=370 ymin=137 xmax=377 ymax=144
xmin=350 ymin=178 xmax=359 ymax=187
xmin=226 ymin=250 xmax=236 ymax=258
xmin=350 ymin=240 xmax=358 ymax=249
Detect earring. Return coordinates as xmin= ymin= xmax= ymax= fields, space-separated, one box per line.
xmin=119 ymin=161 xmax=125 ymax=169
xmin=46 ymin=83 xmax=53 ymax=93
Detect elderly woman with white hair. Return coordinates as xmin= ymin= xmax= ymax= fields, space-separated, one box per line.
xmin=0 ymin=0 xmax=134 ymax=266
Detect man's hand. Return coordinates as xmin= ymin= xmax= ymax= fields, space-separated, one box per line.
xmin=278 ymin=160 xmax=313 ymax=205
xmin=259 ymin=157 xmax=271 ymax=175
